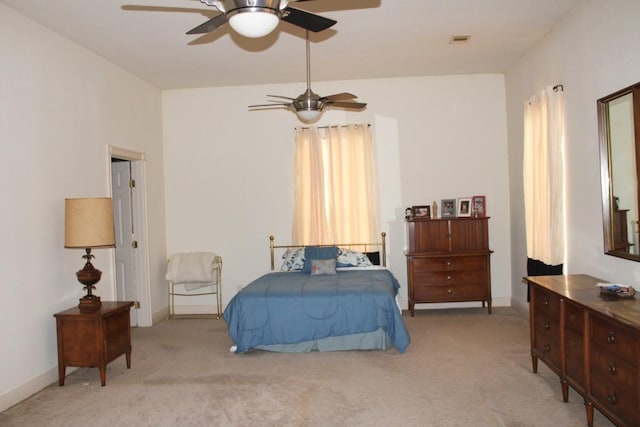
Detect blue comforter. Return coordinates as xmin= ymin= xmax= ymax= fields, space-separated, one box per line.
xmin=224 ymin=269 xmax=410 ymax=353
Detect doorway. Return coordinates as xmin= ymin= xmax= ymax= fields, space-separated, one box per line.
xmin=108 ymin=146 xmax=152 ymax=327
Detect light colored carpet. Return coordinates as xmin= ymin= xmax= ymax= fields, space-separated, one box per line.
xmin=0 ymin=307 xmax=615 ymax=427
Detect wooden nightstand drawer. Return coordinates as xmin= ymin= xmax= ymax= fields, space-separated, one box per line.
xmin=590 ymin=314 xmax=638 ymax=365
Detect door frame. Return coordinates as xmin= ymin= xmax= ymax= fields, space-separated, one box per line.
xmin=107 ymin=145 xmax=152 ymax=327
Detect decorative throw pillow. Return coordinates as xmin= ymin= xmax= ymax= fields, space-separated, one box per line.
xmin=310 ymin=258 xmax=337 ymax=275
xmin=281 ymin=247 xmax=305 ymax=271
xmin=302 ymin=246 xmax=339 ymax=273
xmin=337 ymin=248 xmax=374 ymax=267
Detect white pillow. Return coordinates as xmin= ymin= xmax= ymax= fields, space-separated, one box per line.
xmin=280 ymin=247 xmax=305 ymax=271
xmin=337 ymin=248 xmax=373 ymax=267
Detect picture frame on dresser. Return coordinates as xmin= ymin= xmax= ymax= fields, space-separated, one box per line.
xmin=412 ymin=205 xmax=431 ymax=219
xmin=472 ymin=195 xmax=486 ymax=217
xmin=457 ymin=197 xmax=472 ymax=217
xmin=441 ymin=199 xmax=456 ymax=218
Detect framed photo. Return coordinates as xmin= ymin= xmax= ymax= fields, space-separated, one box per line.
xmin=472 ymin=195 xmax=486 ymax=217
xmin=457 ymin=197 xmax=472 ymax=217
xmin=441 ymin=199 xmax=456 ymax=218
xmin=412 ymin=205 xmax=431 ymax=219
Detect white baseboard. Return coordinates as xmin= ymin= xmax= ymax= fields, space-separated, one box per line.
xmin=0 ymin=366 xmax=72 ymax=412
xmin=167 ymin=304 xmax=221 ymax=315
xmin=510 ymin=297 xmax=529 ymax=318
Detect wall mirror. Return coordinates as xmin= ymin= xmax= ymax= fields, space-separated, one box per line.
xmin=599 ymin=82 xmax=640 ymax=261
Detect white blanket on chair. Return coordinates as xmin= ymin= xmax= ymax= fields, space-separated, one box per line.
xmin=166 ymin=252 xmax=220 ymax=291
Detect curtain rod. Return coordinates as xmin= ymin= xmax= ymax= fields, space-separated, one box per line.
xmin=295 ymin=124 xmax=371 ymax=130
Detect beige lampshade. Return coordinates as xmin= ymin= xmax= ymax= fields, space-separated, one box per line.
xmin=65 ymin=198 xmax=116 ymax=248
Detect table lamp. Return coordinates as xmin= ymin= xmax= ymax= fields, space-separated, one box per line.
xmin=65 ymin=198 xmax=116 ymax=311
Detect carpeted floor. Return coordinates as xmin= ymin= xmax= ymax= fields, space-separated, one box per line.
xmin=0 ymin=307 xmax=615 ymax=427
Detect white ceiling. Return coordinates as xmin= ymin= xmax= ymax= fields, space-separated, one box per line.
xmin=2 ymin=0 xmax=582 ymax=90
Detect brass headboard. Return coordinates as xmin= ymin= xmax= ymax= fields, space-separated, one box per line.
xmin=269 ymin=232 xmax=387 ymax=271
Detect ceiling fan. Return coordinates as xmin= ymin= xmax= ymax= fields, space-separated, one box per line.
xmin=187 ymin=0 xmax=337 ymax=38
xmin=249 ymin=32 xmax=367 ymax=123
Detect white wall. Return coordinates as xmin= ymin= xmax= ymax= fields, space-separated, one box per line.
xmin=0 ymin=5 xmax=166 ymax=411
xmin=505 ymin=0 xmax=640 ymax=310
xmin=162 ymin=74 xmax=512 ymax=311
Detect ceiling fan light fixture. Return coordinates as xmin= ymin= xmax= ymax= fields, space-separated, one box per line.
xmin=228 ymin=9 xmax=280 ymax=38
xmin=296 ymin=109 xmax=322 ymax=124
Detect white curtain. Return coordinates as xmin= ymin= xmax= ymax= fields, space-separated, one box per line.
xmin=523 ymin=86 xmax=566 ymax=265
xmin=292 ymin=124 xmax=379 ymax=245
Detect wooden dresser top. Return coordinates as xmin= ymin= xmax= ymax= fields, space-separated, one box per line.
xmin=524 ymin=274 xmax=640 ymax=329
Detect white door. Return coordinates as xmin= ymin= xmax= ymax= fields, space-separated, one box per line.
xmin=111 ymin=160 xmax=139 ymax=326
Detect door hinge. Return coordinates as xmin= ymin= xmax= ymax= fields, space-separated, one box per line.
xmin=129 ymin=179 xmax=136 ymax=188
xmin=134 ymin=301 xmax=141 ymax=309
xmin=132 ymin=240 xmax=138 ymax=249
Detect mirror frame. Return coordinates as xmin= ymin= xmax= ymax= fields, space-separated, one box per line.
xmin=599 ymin=82 xmax=640 ymax=261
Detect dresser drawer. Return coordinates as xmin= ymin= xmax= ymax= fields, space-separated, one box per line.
xmin=533 ymin=312 xmax=561 ymax=370
xmin=590 ymin=345 xmax=639 ymax=426
xmin=409 ymin=256 xmax=487 ymax=273
xmin=413 ymin=283 xmax=487 ymax=302
xmin=564 ymin=300 xmax=584 ymax=333
xmin=590 ymin=314 xmax=639 ymax=366
xmin=412 ymin=270 xmax=487 ymax=288
xmin=531 ymin=286 xmax=560 ymax=319
xmin=565 ymin=328 xmax=585 ymax=389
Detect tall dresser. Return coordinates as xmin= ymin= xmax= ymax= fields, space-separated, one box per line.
xmin=405 ymin=217 xmax=492 ymax=316
xmin=524 ymin=274 xmax=640 ymax=427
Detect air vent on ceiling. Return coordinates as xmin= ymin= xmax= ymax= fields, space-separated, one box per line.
xmin=450 ymin=35 xmax=471 ymax=44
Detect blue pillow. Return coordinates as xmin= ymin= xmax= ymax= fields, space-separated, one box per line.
xmin=302 ymin=246 xmax=339 ymax=273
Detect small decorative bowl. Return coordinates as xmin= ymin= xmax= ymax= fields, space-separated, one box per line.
xmin=599 ymin=285 xmax=636 ymax=298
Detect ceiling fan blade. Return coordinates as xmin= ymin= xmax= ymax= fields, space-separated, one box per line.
xmin=249 ymin=105 xmax=291 ymax=111
xmin=186 ymin=13 xmax=227 ymax=35
xmin=328 ymin=101 xmax=367 ymax=109
xmin=281 ymin=7 xmax=337 ymax=32
xmin=248 ymin=102 xmax=291 ymax=108
xmin=322 ymin=93 xmax=358 ymax=101
xmin=267 ymin=94 xmax=296 ymax=101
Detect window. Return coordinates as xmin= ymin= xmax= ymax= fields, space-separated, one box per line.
xmin=292 ymin=124 xmax=379 ymax=245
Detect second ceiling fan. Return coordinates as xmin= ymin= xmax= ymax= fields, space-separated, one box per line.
xmin=249 ymin=32 xmax=367 ymax=123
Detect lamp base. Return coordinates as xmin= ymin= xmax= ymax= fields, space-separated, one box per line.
xmin=76 ymin=248 xmax=102 ymax=312
xmin=79 ymin=294 xmax=101 ymax=312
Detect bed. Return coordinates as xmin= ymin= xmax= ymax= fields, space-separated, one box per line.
xmin=223 ymin=233 xmax=410 ymax=353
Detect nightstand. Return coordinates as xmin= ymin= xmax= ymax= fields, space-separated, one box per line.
xmin=54 ymin=301 xmax=134 ymax=386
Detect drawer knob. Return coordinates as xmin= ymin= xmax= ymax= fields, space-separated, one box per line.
xmin=447 ymin=289 xmax=454 ymax=295
xmin=542 ymin=298 xmax=550 ymax=306
xmin=608 ymin=363 xmax=617 ymax=375
xmin=446 ymin=261 xmax=452 ymax=267
xmin=543 ymin=321 xmax=551 ymax=330
xmin=447 ymin=275 xmax=452 ymax=281
xmin=607 ymin=392 xmax=618 ymax=405
xmin=607 ymin=332 xmax=616 ymax=344
xmin=543 ymin=344 xmax=551 ymax=353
